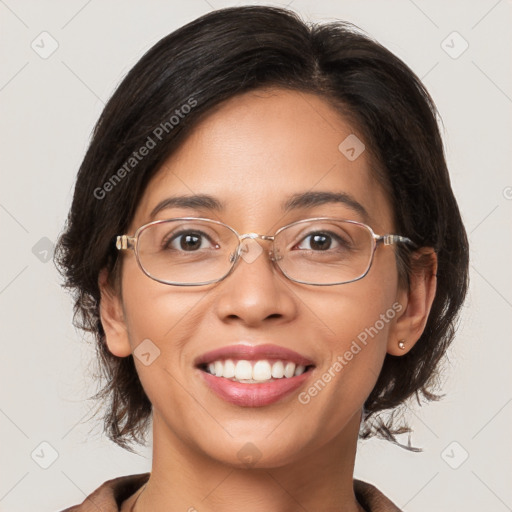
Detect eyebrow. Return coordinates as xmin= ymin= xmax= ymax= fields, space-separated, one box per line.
xmin=283 ymin=191 xmax=369 ymax=220
xmin=149 ymin=191 xmax=369 ymax=221
xmin=150 ymin=194 xmax=223 ymax=219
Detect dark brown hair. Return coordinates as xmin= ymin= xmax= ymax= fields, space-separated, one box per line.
xmin=54 ymin=5 xmax=469 ymax=452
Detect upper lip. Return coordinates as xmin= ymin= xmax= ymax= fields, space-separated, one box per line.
xmin=194 ymin=343 xmax=316 ymax=368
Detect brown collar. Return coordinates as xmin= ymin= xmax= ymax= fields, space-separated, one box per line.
xmin=59 ymin=472 xmax=402 ymax=512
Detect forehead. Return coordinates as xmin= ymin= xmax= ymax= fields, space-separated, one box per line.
xmin=133 ymin=88 xmax=393 ymax=232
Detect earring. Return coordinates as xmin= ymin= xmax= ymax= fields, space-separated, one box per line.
xmin=398 ymin=340 xmax=406 ymax=350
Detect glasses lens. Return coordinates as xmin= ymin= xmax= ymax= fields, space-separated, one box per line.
xmin=137 ymin=219 xmax=238 ymax=284
xmin=274 ymin=219 xmax=374 ymax=285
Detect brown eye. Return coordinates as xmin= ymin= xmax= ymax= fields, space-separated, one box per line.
xmin=295 ymin=231 xmax=351 ymax=251
xmin=163 ymin=230 xmax=214 ymax=251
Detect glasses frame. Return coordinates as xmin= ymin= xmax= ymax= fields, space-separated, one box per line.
xmin=115 ymin=216 xmax=416 ymax=286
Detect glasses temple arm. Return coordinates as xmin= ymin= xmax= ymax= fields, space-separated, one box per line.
xmin=379 ymin=234 xmax=418 ymax=248
xmin=116 ymin=235 xmax=136 ymax=250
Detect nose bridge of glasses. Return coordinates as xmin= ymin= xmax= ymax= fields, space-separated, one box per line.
xmin=230 ymin=232 xmax=279 ymax=264
xmin=238 ymin=232 xmax=275 ymax=242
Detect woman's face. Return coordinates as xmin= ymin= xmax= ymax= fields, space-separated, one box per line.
xmin=107 ymin=88 xmax=410 ymax=467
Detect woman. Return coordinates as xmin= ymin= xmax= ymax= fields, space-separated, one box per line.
xmin=55 ymin=5 xmax=469 ymax=511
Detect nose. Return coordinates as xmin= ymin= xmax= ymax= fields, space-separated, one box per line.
xmin=213 ymin=237 xmax=298 ymax=327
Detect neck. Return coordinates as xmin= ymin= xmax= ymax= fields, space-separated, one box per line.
xmin=133 ymin=410 xmax=365 ymax=512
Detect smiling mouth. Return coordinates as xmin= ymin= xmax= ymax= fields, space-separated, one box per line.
xmin=198 ymin=359 xmax=315 ymax=384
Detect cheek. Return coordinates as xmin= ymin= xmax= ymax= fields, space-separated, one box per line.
xmin=120 ymin=257 xmax=202 ymax=343
xmin=119 ymin=273 xmax=208 ymax=420
xmin=119 ymin=263 xmax=208 ymax=400
xmin=294 ymin=256 xmax=401 ymax=432
xmin=306 ymin=250 xmax=400 ymax=355
xmin=300 ymin=281 xmax=396 ymax=394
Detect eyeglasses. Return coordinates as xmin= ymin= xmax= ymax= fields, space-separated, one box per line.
xmin=115 ymin=217 xmax=416 ymax=286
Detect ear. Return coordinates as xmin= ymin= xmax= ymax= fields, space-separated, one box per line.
xmin=98 ymin=267 xmax=132 ymax=357
xmin=387 ymin=248 xmax=438 ymax=356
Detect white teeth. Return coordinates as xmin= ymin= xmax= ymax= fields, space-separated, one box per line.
xmin=223 ymin=359 xmax=236 ymax=378
xmin=235 ymin=360 xmax=253 ymax=380
xmin=284 ymin=362 xmax=296 ymax=378
xmin=271 ymin=361 xmax=284 ymax=378
xmin=204 ymin=359 xmax=310 ymax=382
xmin=294 ymin=365 xmax=306 ymax=376
xmin=253 ymin=360 xmax=272 ymax=381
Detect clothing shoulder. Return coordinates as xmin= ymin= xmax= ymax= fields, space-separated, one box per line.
xmin=354 ymin=479 xmax=403 ymax=512
xmin=57 ymin=473 xmax=150 ymax=512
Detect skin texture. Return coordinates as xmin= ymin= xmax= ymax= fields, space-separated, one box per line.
xmin=99 ymin=87 xmax=437 ymax=512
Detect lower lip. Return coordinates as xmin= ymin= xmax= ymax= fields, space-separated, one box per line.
xmin=198 ymin=368 xmax=314 ymax=407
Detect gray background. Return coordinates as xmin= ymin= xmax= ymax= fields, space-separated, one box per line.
xmin=1 ymin=1 xmax=511 ymax=511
